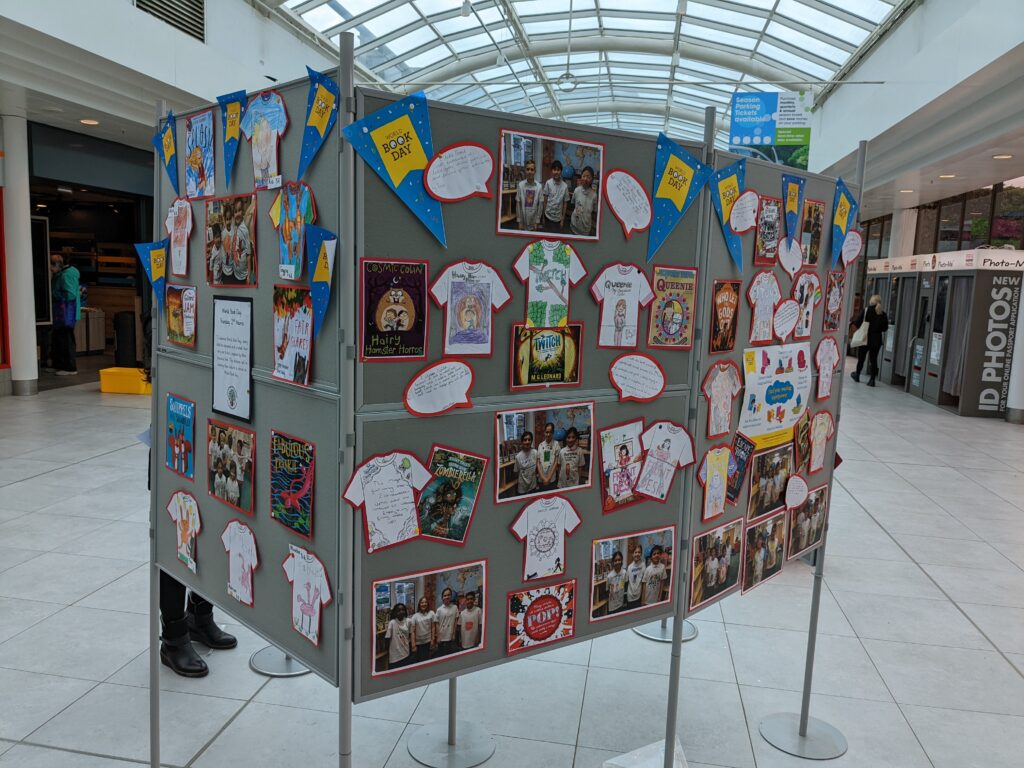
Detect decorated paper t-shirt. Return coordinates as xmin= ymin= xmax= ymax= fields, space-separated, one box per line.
xmin=269 ymin=181 xmax=316 ymax=280
xmin=344 ymin=452 xmax=432 ymax=552
xmin=792 ymin=271 xmax=822 ymax=340
xmin=511 ymin=495 xmax=582 ymax=580
xmin=590 ymin=264 xmax=655 ymax=348
xmin=698 ymin=446 xmax=738 ymax=521
xmin=635 ymin=420 xmax=695 ymax=502
xmin=747 ymin=271 xmax=782 ymax=344
xmin=815 ymin=336 xmax=841 ymax=399
xmin=165 ymin=198 xmax=192 ymax=276
xmin=221 ymin=519 xmax=258 ymax=606
xmin=513 ymin=240 xmax=586 ymax=328
xmin=810 ymin=411 xmax=835 ymax=473
xmin=166 ymin=490 xmax=201 ymax=573
xmin=702 ymin=361 xmax=742 ymax=438
xmin=282 ymin=544 xmax=331 ymax=645
xmin=430 ymin=261 xmax=511 ymax=356
xmin=240 ymin=91 xmax=288 ymax=190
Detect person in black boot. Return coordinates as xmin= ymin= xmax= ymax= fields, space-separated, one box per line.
xmin=160 ymin=571 xmax=237 ymax=677
xmin=850 ymin=294 xmax=889 ymax=387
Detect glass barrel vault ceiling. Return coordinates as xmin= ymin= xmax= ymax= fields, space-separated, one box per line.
xmin=282 ymin=0 xmax=901 ymax=142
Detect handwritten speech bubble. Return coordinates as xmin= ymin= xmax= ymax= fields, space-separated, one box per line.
xmin=778 ymin=235 xmax=803 ymax=278
xmin=423 ymin=142 xmax=494 ymax=202
xmin=729 ymin=189 xmax=759 ymax=234
xmin=604 ymin=168 xmax=653 ymax=240
xmin=403 ymin=360 xmax=474 ymax=417
xmin=773 ymin=299 xmax=800 ymax=341
xmin=786 ymin=474 xmax=809 ymax=509
xmin=841 ymin=229 xmax=863 ymax=266
xmin=609 ymin=353 xmax=666 ymax=403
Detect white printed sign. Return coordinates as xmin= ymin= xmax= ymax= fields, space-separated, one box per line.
xmin=403 ymin=360 xmax=474 ymax=417
xmin=729 ymin=189 xmax=759 ymax=234
xmin=738 ymin=342 xmax=812 ymax=438
xmin=212 ymin=297 xmax=252 ymax=421
xmin=424 ymin=142 xmax=494 ymax=202
xmin=609 ymin=353 xmax=666 ymax=402
xmin=604 ymin=169 xmax=652 ymax=239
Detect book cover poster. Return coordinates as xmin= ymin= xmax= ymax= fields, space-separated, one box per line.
xmin=360 ymin=259 xmax=428 ymax=361
xmin=184 ymin=109 xmax=215 ymax=200
xmin=647 ymin=265 xmax=696 ymax=349
xmin=417 ymin=446 xmax=487 ymax=545
xmin=165 ymin=394 xmax=195 ymax=480
xmin=166 ymin=284 xmax=197 ymax=347
xmin=272 ymin=286 xmax=314 ymax=386
xmin=510 ymin=323 xmax=582 ymax=389
xmin=270 ymin=430 xmax=316 ymax=539
xmin=507 ymin=578 xmax=576 ymax=655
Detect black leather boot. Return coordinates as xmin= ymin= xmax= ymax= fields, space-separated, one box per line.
xmin=188 ymin=610 xmax=238 ymax=650
xmin=161 ymin=620 xmax=209 ymax=677
xmin=867 ymin=377 xmax=876 ymax=387
xmin=851 ymin=371 xmax=860 ymax=383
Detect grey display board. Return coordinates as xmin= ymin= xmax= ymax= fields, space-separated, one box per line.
xmin=151 ymin=73 xmax=344 ymax=684
xmin=684 ymin=151 xmax=857 ymax=618
xmin=353 ymin=91 xmax=704 ymax=701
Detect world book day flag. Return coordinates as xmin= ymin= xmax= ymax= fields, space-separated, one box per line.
xmin=709 ymin=159 xmax=747 ymax=272
xmin=217 ymin=90 xmax=247 ymax=186
xmin=135 ymin=239 xmax=170 ymax=313
xmin=647 ymin=132 xmax=712 ymax=262
xmin=297 ymin=67 xmax=340 ymax=180
xmin=831 ymin=178 xmax=858 ymax=268
xmin=781 ymin=173 xmax=806 ymax=248
xmin=341 ymin=91 xmax=446 ymax=247
xmin=152 ymin=112 xmax=179 ymax=196
xmin=304 ymin=225 xmax=337 ymax=339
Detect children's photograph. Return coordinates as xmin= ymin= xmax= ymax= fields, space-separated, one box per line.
xmin=207 ymin=420 xmax=255 ymax=514
xmin=496 ymin=129 xmax=604 ymax=239
xmin=788 ymin=484 xmax=829 ymax=559
xmin=747 ymin=443 xmax=795 ymax=521
xmin=742 ymin=511 xmax=787 ymax=593
xmin=495 ymin=401 xmax=594 ymax=502
xmin=371 ymin=560 xmax=486 ymax=677
xmin=590 ymin=526 xmax=674 ymax=621
xmin=689 ymin=518 xmax=742 ymax=612
xmin=205 ymin=193 xmax=257 ymax=287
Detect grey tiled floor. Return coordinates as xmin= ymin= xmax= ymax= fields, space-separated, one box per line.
xmin=0 ymin=367 xmax=1022 ymax=767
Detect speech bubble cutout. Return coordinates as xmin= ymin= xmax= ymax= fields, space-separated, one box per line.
xmin=841 ymin=229 xmax=863 ymax=266
xmin=403 ymin=360 xmax=474 ymax=417
xmin=423 ymin=142 xmax=494 ymax=202
xmin=604 ymin=168 xmax=653 ymax=240
xmin=778 ymin=235 xmax=803 ymax=278
xmin=773 ymin=299 xmax=800 ymax=341
xmin=729 ymin=189 xmax=759 ymax=234
xmin=609 ymin=353 xmax=666 ymax=403
xmin=786 ymin=475 xmax=809 ymax=509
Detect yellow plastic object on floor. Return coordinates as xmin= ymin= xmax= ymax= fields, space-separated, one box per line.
xmin=99 ymin=367 xmax=152 ymax=395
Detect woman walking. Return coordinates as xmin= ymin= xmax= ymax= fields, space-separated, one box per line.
xmin=851 ymin=294 xmax=889 ymax=387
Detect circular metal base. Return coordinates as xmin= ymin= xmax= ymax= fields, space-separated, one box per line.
xmin=759 ymin=713 xmax=848 ymax=760
xmin=408 ymin=721 xmax=496 ymax=768
xmin=248 ymin=646 xmax=311 ymax=678
xmin=632 ymin=619 xmax=698 ymax=643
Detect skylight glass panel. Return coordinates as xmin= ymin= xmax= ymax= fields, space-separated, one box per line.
xmin=600 ymin=0 xmax=677 ymax=11
xmin=475 ymin=65 xmax=511 ymax=82
xmin=776 ymin=0 xmax=869 ymax=44
xmin=415 ymin=0 xmax=458 ymax=15
xmin=685 ymin=2 xmax=765 ymax=31
xmin=302 ymin=5 xmax=344 ymax=30
xmin=335 ymin=0 xmax=382 ymax=18
xmin=539 ymin=53 xmax=600 ymax=67
xmin=609 ymin=65 xmax=670 ymax=79
xmin=678 ymin=59 xmax=743 ymax=79
xmin=525 ymin=17 xmax=600 ymax=35
xmin=379 ymin=27 xmax=438 ymax=57
xmin=823 ymin=0 xmax=892 ymax=23
xmin=514 ymin=0 xmax=573 ymax=14
xmin=448 ymin=32 xmax=493 ymax=53
xmin=606 ymin=52 xmax=672 ymax=65
xmin=675 ymin=85 xmax=730 ymax=103
xmin=724 ymin=0 xmax=775 ymax=10
xmin=766 ymin=21 xmax=847 ymax=64
xmin=676 ymin=73 xmax=736 ymax=92
xmin=405 ymin=46 xmax=452 ymax=68
xmin=756 ymin=42 xmax=833 ymax=79
xmin=603 ymin=17 xmax=677 ymax=33
xmin=284 ymin=0 xmax=305 ymax=8
xmin=359 ymin=5 xmax=420 ymax=36
xmin=433 ymin=14 xmax=479 ymax=35
xmin=685 ymin=25 xmax=757 ymax=50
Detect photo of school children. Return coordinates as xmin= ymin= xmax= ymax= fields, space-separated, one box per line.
xmin=788 ymin=485 xmax=829 ymax=559
xmin=591 ymin=526 xmax=674 ymax=621
xmin=689 ymin=518 xmax=743 ymax=612
xmin=372 ymin=560 xmax=485 ymax=676
xmin=741 ymin=511 xmax=787 ymax=593
xmin=207 ymin=420 xmax=255 ymax=514
xmin=495 ymin=401 xmax=594 ymax=502
xmin=205 ymin=194 xmax=257 ymax=287
xmin=747 ymin=444 xmax=794 ymax=521
xmin=497 ymin=130 xmax=603 ymax=240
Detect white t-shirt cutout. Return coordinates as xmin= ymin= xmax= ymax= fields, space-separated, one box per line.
xmin=702 ymin=361 xmax=742 ymax=438
xmin=810 ymin=411 xmax=835 ymax=473
xmin=166 ymin=490 xmax=201 ymax=573
xmin=344 ymin=452 xmax=432 ymax=552
xmin=792 ymin=271 xmax=822 ymax=339
xmin=590 ymin=264 xmax=655 ymax=348
xmin=747 ymin=271 xmax=782 ymax=344
xmin=511 ymin=496 xmax=582 ymax=580
xmin=698 ymin=446 xmax=737 ymax=522
xmin=815 ymin=336 xmax=841 ymax=399
xmin=282 ymin=544 xmax=331 ymax=645
xmin=221 ymin=520 xmax=258 ymax=606
xmin=430 ymin=261 xmax=511 ymax=356
xmin=165 ymin=198 xmax=192 ymax=276
xmin=513 ymin=240 xmax=586 ymax=328
xmin=636 ymin=421 xmax=695 ymax=501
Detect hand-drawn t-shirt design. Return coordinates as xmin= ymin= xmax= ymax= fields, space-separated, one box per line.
xmin=165 ymin=198 xmax=192 ymax=276
xmin=702 ymin=361 xmax=742 ymax=438
xmin=590 ymin=264 xmax=655 ymax=348
xmin=166 ymin=490 xmax=201 ymax=573
xmin=344 ymin=452 xmax=432 ymax=551
xmin=698 ymin=446 xmax=738 ymax=522
xmin=815 ymin=336 xmax=841 ymax=400
xmin=792 ymin=271 xmax=822 ymax=340
xmin=747 ymin=271 xmax=782 ymax=345
xmin=221 ymin=519 xmax=258 ymax=606
xmin=810 ymin=411 xmax=835 ymax=473
xmin=240 ymin=91 xmax=288 ymax=190
xmin=635 ymin=421 xmax=695 ymax=502
xmin=823 ymin=271 xmax=845 ymax=332
xmin=430 ymin=261 xmax=511 ymax=356
xmin=513 ymin=240 xmax=586 ymax=328
xmin=282 ymin=544 xmax=331 ymax=645
xmin=269 ymin=181 xmax=316 ymax=281
xmin=511 ymin=496 xmax=582 ymax=580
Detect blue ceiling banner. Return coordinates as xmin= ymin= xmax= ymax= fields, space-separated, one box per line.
xmin=709 ymin=159 xmax=747 ymax=272
xmin=297 ymin=66 xmax=340 ymax=181
xmin=304 ymin=224 xmax=337 ymax=339
xmin=135 ymin=238 xmax=170 ymax=313
xmin=647 ymin=132 xmax=712 ymax=262
xmin=781 ymin=173 xmax=806 ymax=248
xmin=341 ymin=91 xmax=446 ymax=247
xmin=831 ymin=178 xmax=859 ymax=268
xmin=152 ymin=111 xmax=179 ymax=196
xmin=217 ymin=90 xmax=248 ymax=187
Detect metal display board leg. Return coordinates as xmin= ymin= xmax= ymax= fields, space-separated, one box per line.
xmin=408 ymin=677 xmax=496 ymax=768
xmin=249 ymin=646 xmax=310 ymax=677
xmin=633 ymin=617 xmax=698 ymax=643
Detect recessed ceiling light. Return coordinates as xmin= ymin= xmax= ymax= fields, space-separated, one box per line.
xmin=939 ymin=174 xmax=956 ymax=179
xmin=57 ymin=186 xmax=73 ymax=194
xmin=79 ymin=118 xmax=99 ymax=126
xmin=992 ymin=154 xmax=1013 ymax=160
xmin=899 ymin=189 xmax=914 ymax=193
